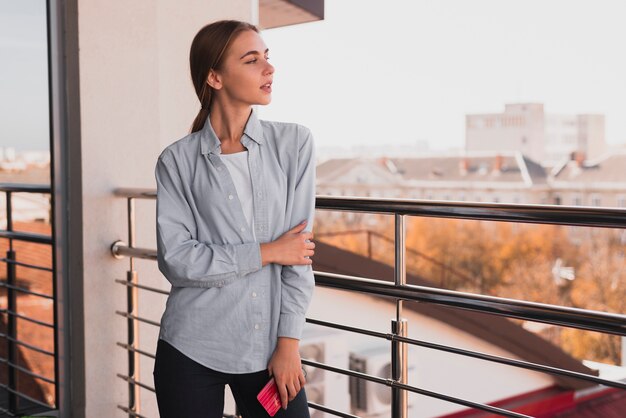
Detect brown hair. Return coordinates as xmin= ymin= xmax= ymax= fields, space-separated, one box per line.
xmin=189 ymin=20 xmax=259 ymax=133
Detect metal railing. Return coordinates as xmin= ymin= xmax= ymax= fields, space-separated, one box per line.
xmin=0 ymin=183 xmax=57 ymax=417
xmin=111 ymin=188 xmax=626 ymax=418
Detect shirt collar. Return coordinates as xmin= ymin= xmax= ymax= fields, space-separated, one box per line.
xmin=200 ymin=107 xmax=265 ymax=155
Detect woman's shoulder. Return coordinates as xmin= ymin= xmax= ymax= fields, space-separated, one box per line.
xmin=157 ymin=130 xmax=202 ymax=166
xmin=259 ymin=118 xmax=313 ymax=147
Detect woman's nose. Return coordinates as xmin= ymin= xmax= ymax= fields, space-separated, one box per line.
xmin=265 ymin=62 xmax=275 ymax=75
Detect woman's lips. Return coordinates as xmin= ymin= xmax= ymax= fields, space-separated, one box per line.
xmin=261 ymin=83 xmax=272 ymax=93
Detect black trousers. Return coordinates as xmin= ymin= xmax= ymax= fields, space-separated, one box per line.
xmin=153 ymin=338 xmax=311 ymax=418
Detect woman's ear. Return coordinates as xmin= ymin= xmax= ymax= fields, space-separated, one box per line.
xmin=206 ymin=69 xmax=222 ymax=91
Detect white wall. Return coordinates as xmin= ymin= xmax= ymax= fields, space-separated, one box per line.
xmin=306 ymin=287 xmax=554 ymax=417
xmin=77 ymin=1 xmax=256 ymax=416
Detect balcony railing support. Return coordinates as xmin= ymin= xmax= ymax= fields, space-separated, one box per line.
xmin=126 ymin=197 xmax=141 ymax=417
xmin=393 ymin=213 xmax=409 ymax=417
xmin=5 ymin=191 xmax=17 ymax=412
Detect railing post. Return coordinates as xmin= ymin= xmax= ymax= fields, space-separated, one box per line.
xmin=127 ymin=270 xmax=140 ymax=415
xmin=392 ymin=213 xmax=409 ymax=418
xmin=126 ymin=198 xmax=140 ymax=416
xmin=5 ymin=191 xmax=17 ymax=412
xmin=6 ymin=248 xmax=17 ymax=412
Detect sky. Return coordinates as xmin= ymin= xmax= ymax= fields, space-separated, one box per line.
xmin=2 ymin=0 xmax=626 ymax=153
xmin=258 ymin=0 xmax=626 ymax=152
xmin=0 ymin=0 xmax=48 ymax=152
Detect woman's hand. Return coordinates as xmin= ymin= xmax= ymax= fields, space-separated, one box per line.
xmin=267 ymin=337 xmax=306 ymax=410
xmin=260 ymin=220 xmax=315 ymax=267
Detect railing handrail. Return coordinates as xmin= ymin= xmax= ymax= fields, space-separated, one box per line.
xmin=113 ymin=187 xmax=626 ymax=229
xmin=0 ymin=183 xmax=51 ymax=194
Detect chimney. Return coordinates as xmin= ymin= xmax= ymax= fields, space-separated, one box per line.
xmin=493 ymin=154 xmax=504 ymax=172
xmin=571 ymin=151 xmax=585 ymax=168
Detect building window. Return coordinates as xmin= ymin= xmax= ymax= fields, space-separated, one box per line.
xmin=573 ymin=196 xmax=582 ymax=206
xmin=618 ymin=196 xmax=626 ymax=208
xmin=591 ymin=195 xmax=601 ymax=207
xmin=554 ymin=195 xmax=562 ymax=205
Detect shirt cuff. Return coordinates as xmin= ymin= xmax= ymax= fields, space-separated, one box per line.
xmin=277 ymin=313 xmax=305 ymax=340
xmin=235 ymin=242 xmax=262 ymax=276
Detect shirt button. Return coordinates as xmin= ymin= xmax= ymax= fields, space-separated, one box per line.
xmin=257 ymin=191 xmax=262 ymax=197
xmin=240 ymin=226 xmax=245 ymax=232
xmin=228 ymin=194 xmax=234 ymax=200
xmin=254 ymin=324 xmax=260 ymax=330
xmin=217 ymin=167 xmax=223 ymax=171
xmin=258 ymin=225 xmax=263 ymax=231
xmin=252 ymin=292 xmax=257 ymax=298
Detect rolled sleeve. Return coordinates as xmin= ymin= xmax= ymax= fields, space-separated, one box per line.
xmin=155 ymin=154 xmax=262 ymax=288
xmin=277 ymin=127 xmax=316 ymax=339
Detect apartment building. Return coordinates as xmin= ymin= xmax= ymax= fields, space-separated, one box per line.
xmin=465 ymin=103 xmax=606 ymax=166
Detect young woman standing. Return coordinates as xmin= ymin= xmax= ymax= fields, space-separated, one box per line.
xmin=153 ymin=20 xmax=316 ymax=417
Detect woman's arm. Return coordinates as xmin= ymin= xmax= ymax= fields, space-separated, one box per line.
xmin=277 ymin=126 xmax=316 ymax=340
xmin=268 ymin=126 xmax=316 ymax=409
xmin=155 ymin=154 xmax=263 ymax=288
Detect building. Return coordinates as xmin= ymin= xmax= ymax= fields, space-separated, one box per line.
xmin=465 ymin=103 xmax=606 ymax=166
xmin=317 ymin=150 xmax=626 ymax=208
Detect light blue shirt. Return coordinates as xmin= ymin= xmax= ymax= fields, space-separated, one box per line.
xmin=154 ymin=107 xmax=316 ymax=373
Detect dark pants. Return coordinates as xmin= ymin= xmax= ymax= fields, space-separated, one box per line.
xmin=153 ymin=338 xmax=311 ymax=418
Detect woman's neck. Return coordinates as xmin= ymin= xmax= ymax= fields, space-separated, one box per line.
xmin=209 ymin=102 xmax=252 ymax=150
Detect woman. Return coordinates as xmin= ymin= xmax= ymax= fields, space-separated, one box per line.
xmin=153 ymin=19 xmax=316 ymax=417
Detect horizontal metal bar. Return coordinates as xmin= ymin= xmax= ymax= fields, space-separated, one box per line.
xmin=307 ymin=317 xmax=626 ymax=390
xmin=0 ymin=382 xmax=54 ymax=409
xmin=116 ymin=342 xmax=156 ymax=360
xmin=307 ymin=402 xmax=359 ymax=418
xmin=0 ymin=357 xmax=56 ymax=384
xmin=0 ymin=183 xmax=51 ymax=193
xmin=0 ymin=257 xmax=54 ymax=272
xmin=111 ymin=243 xmax=157 ymax=261
xmin=113 ymin=189 xmax=626 ymax=229
xmin=301 ymin=358 xmax=531 ymax=418
xmin=0 ymin=309 xmax=55 ymax=328
xmin=315 ymin=195 xmax=626 ymax=229
xmin=117 ymin=405 xmax=149 ymax=418
xmin=0 ymin=229 xmax=53 ymax=245
xmin=307 ymin=317 xmax=387 ymax=339
xmin=315 ymin=271 xmax=626 ymax=336
xmin=0 ymin=333 xmax=55 ymax=356
xmin=114 ymin=188 xmax=156 ymax=199
xmin=115 ymin=279 xmax=169 ymax=295
xmin=115 ymin=311 xmax=161 ymax=327
xmin=117 ymin=373 xmax=155 ymax=393
xmin=0 ymin=405 xmax=17 ymax=417
xmin=0 ymin=281 xmax=55 ymax=300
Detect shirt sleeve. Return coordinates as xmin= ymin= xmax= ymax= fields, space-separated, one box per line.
xmin=277 ymin=126 xmax=317 ymax=340
xmin=155 ymin=153 xmax=262 ymax=288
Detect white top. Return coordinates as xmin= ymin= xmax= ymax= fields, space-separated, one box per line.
xmin=219 ymin=150 xmax=256 ymax=241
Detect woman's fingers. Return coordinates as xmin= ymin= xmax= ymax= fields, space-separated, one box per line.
xmin=286 ymin=380 xmax=298 ymax=401
xmin=276 ymin=379 xmax=289 ymax=409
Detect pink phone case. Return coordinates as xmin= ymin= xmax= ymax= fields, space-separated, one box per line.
xmin=257 ymin=377 xmax=282 ymax=416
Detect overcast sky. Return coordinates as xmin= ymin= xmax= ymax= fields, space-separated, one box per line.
xmin=2 ymin=0 xmax=626 ymax=152
xmin=0 ymin=0 xmax=48 ymax=152
xmin=259 ymin=0 xmax=626 ymax=152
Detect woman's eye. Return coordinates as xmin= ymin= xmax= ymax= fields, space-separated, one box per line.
xmin=246 ymin=58 xmax=258 ymax=64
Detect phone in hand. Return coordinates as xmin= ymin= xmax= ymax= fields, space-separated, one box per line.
xmin=257 ymin=376 xmax=282 ymax=416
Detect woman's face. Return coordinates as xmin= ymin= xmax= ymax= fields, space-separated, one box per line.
xmin=211 ymin=30 xmax=274 ymax=106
